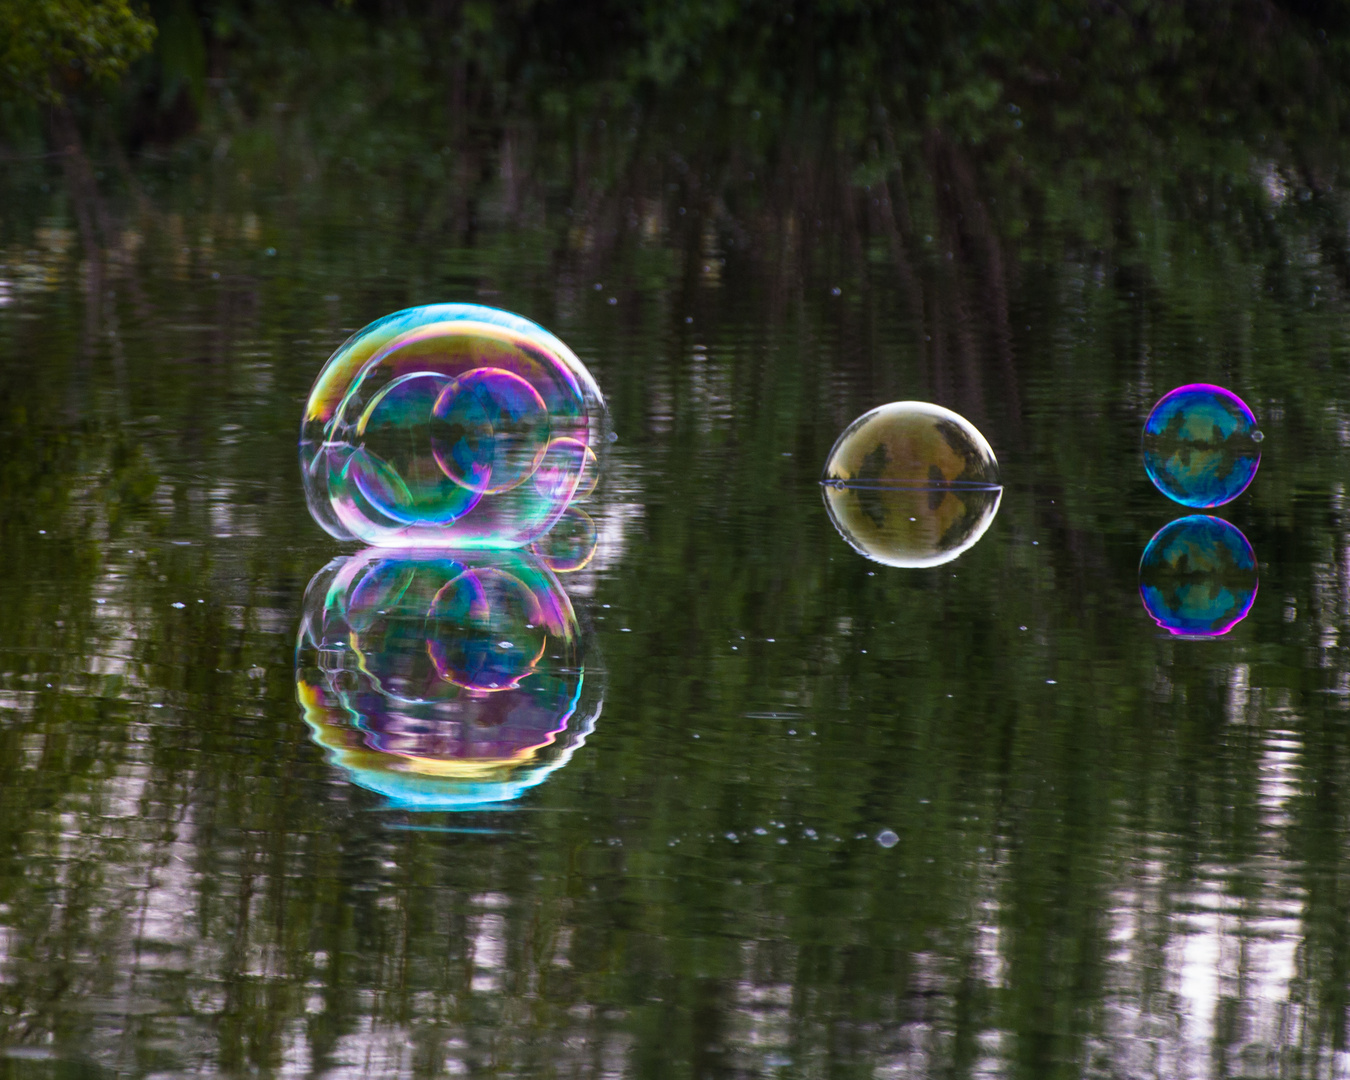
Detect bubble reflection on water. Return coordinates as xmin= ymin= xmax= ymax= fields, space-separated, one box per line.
xmin=295 ymin=547 xmax=601 ymax=810
xmin=1139 ymin=515 xmax=1258 ymax=637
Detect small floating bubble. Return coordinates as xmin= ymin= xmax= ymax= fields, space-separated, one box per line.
xmin=1142 ymin=384 xmax=1260 ymax=507
xmin=876 ymin=829 xmax=899 ymax=848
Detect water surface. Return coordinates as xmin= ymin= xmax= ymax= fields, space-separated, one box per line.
xmin=1 ymin=102 xmax=1350 ymax=1078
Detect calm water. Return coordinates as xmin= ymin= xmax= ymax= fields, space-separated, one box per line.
xmin=1 ymin=123 xmax=1350 ymax=1079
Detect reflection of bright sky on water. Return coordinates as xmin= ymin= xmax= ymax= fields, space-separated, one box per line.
xmin=0 ymin=453 xmax=1338 ymax=1076
xmin=1 ymin=595 xmax=1335 ymax=1077
xmin=1097 ymin=700 xmax=1309 ymax=1079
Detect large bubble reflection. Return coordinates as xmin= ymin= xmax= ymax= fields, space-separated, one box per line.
xmin=301 ymin=304 xmax=605 ymax=548
xmin=295 ymin=548 xmax=600 ymax=810
xmin=821 ymin=402 xmax=1002 ymax=568
xmin=1139 ymin=515 xmax=1258 ymax=637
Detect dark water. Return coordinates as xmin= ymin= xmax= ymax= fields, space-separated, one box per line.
xmin=2 ymin=120 xmax=1350 ymax=1079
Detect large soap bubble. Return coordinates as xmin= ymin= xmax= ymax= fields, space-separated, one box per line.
xmin=1139 ymin=515 xmax=1258 ymax=637
xmin=821 ymin=402 xmax=1002 ymax=568
xmin=295 ymin=548 xmax=600 ymax=810
xmin=1142 ymin=384 xmax=1262 ymax=508
xmin=301 ymin=304 xmax=605 ymax=548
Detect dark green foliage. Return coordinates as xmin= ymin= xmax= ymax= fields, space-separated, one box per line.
xmin=0 ymin=0 xmax=154 ymax=105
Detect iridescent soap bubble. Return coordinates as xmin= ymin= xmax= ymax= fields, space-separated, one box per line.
xmin=301 ymin=304 xmax=606 ymax=548
xmin=1139 ymin=515 xmax=1258 ymax=637
xmin=295 ymin=548 xmax=600 ymax=810
xmin=1142 ymin=384 xmax=1262 ymax=508
xmin=821 ymin=402 xmax=1002 ymax=568
xmin=530 ymin=506 xmax=598 ymax=573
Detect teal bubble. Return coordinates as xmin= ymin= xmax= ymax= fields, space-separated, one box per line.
xmin=1142 ymin=384 xmax=1261 ymax=508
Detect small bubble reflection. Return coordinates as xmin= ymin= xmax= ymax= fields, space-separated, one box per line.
xmin=1139 ymin=515 xmax=1258 ymax=636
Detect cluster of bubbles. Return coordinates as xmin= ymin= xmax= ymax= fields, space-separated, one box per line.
xmin=820 ymin=401 xmax=1003 ymax=568
xmin=295 ymin=548 xmax=601 ymax=811
xmin=816 ymin=384 xmax=1265 ymax=638
xmin=1139 ymin=384 xmax=1262 ymax=636
xmin=300 ymin=304 xmax=605 ymax=548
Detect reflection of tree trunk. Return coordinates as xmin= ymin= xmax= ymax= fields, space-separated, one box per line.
xmin=47 ymin=105 xmax=112 ymax=257
xmin=878 ymin=122 xmax=926 ymax=346
xmin=47 ymin=105 xmax=108 ymax=424
xmin=927 ymin=130 xmax=1022 ymax=435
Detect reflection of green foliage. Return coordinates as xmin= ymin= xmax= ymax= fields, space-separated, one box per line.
xmin=0 ymin=0 xmax=155 ymax=104
xmin=4 ymin=1 xmax=1350 ymax=1075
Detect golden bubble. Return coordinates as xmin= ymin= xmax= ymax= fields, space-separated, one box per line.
xmin=821 ymin=402 xmax=1002 ymax=568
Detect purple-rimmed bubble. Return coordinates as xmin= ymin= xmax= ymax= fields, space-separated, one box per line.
xmin=431 ymin=368 xmax=551 ymax=495
xmin=1142 ymin=384 xmax=1262 ymax=508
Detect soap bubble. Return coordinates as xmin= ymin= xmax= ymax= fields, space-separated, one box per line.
xmin=821 ymin=402 xmax=1002 ymax=568
xmin=431 ymin=368 xmax=550 ymax=495
xmin=530 ymin=507 xmax=598 ymax=573
xmin=1142 ymin=384 xmax=1261 ymax=508
xmin=301 ymin=305 xmax=605 ymax=548
xmin=1139 ymin=515 xmax=1258 ymax=637
xmin=295 ymin=548 xmax=600 ymax=810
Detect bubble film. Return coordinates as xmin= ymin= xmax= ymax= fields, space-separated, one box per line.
xmin=1142 ymin=384 xmax=1262 ymax=508
xmin=1139 ymin=515 xmax=1258 ymax=637
xmin=295 ymin=549 xmax=601 ymax=810
xmin=301 ymin=305 xmax=605 ymax=547
xmin=821 ymin=402 xmax=1002 ymax=568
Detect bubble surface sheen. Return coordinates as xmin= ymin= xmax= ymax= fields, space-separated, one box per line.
xmin=821 ymin=402 xmax=1002 ymax=568
xmin=301 ymin=304 xmax=605 ymax=548
xmin=1142 ymin=383 xmax=1261 ymax=508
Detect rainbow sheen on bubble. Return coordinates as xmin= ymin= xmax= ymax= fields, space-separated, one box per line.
xmin=301 ymin=304 xmax=605 ymax=547
xmin=1139 ymin=515 xmax=1258 ymax=637
xmin=1142 ymin=383 xmax=1262 ymax=508
xmin=821 ymin=401 xmax=1002 ymax=568
xmin=295 ymin=548 xmax=600 ymax=811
